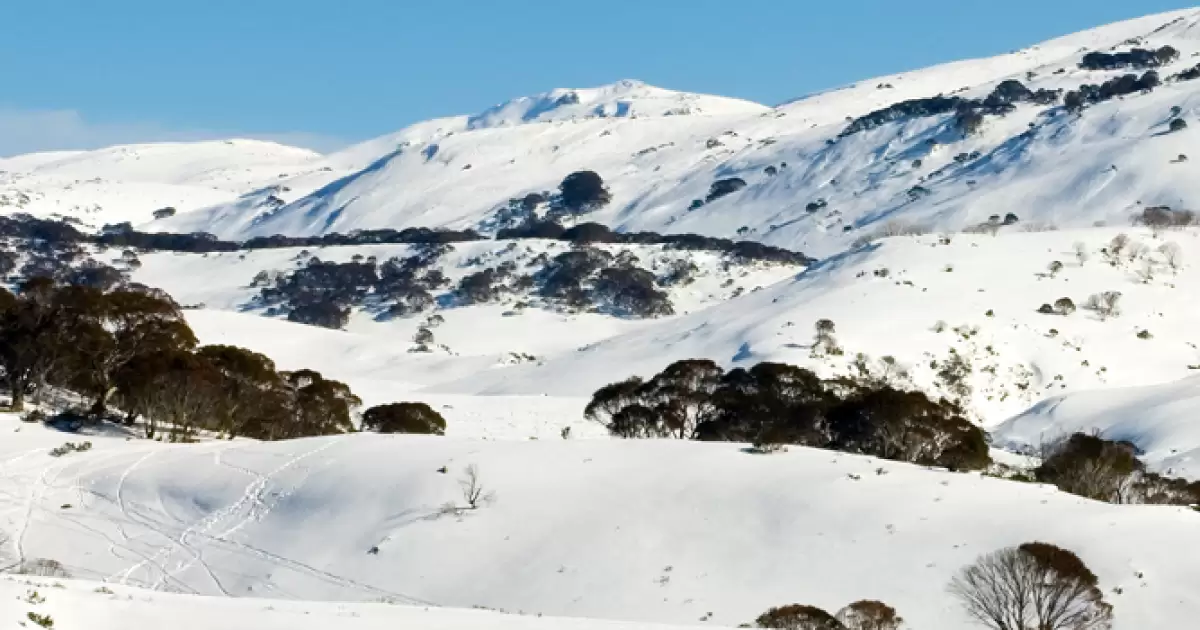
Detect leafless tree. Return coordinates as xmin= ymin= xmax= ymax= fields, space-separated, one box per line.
xmin=1158 ymin=242 xmax=1182 ymax=272
xmin=1072 ymin=242 xmax=1089 ymax=266
xmin=459 ymin=464 xmax=495 ymax=509
xmin=1134 ymin=259 xmax=1155 ymax=284
xmin=1084 ymin=292 xmax=1121 ymax=321
xmin=950 ymin=543 xmax=1112 ymax=630
xmin=1102 ymin=234 xmax=1129 ymax=266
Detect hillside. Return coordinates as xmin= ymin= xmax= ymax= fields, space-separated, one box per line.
xmin=121 ymin=225 xmax=1200 ymax=444
xmin=3 ymin=10 xmax=1196 ymax=260
xmin=1 ymin=420 xmax=1197 ymax=630
xmin=6 ymin=8 xmax=1200 ymax=630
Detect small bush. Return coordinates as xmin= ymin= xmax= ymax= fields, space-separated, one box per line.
xmin=361 ymin=402 xmax=446 ymax=435
xmin=755 ymin=604 xmax=843 ymax=630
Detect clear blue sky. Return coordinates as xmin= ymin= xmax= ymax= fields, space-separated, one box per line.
xmin=0 ymin=0 xmax=1191 ymax=155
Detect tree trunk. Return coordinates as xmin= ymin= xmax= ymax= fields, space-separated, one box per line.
xmin=10 ymin=382 xmax=24 ymax=412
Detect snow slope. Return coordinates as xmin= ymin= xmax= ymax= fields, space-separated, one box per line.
xmin=0 ymin=576 xmax=715 ymax=630
xmin=139 ymin=8 xmax=1200 ymax=260
xmin=0 ymin=140 xmax=325 ymax=230
xmin=1 ymin=419 xmax=1196 ymax=630
xmin=995 ymin=375 xmax=1200 ymax=478
xmin=126 ymin=225 xmax=1200 ymax=437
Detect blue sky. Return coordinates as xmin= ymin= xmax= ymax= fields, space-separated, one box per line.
xmin=0 ymin=0 xmax=1190 ymax=155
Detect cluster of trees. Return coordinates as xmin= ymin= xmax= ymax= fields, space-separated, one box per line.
xmin=1064 ymin=72 xmax=1160 ymax=113
xmin=454 ymin=246 xmax=674 ymax=318
xmin=1035 ymin=432 xmax=1200 ymax=505
xmin=753 ymin=601 xmax=902 ymax=630
xmin=841 ymin=79 xmax=1059 ymax=137
xmin=0 ymin=278 xmax=360 ymax=441
xmin=585 ymin=359 xmax=990 ymax=470
xmin=0 ymin=212 xmax=482 ymax=258
xmin=1079 ymin=46 xmax=1179 ymax=71
xmin=254 ymin=244 xmax=453 ymax=328
xmin=754 ymin=542 xmax=1112 ymax=630
xmin=497 ymin=220 xmax=811 ymax=265
xmin=98 ymin=224 xmax=484 ymax=253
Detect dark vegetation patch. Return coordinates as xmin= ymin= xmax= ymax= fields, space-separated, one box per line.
xmin=585 ymin=359 xmax=991 ymax=470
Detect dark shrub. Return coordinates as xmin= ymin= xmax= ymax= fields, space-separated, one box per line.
xmin=592 ymin=267 xmax=673 ymax=318
xmin=558 ymin=171 xmax=612 ymax=216
xmin=287 ymin=301 xmax=350 ymax=329
xmin=1170 ymin=117 xmax=1188 ymax=132
xmin=706 ymin=178 xmax=747 ymax=202
xmin=754 ymin=604 xmax=843 ymax=630
xmin=361 ymin=402 xmax=446 ymax=435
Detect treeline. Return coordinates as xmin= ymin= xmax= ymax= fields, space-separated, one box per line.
xmin=0 ymin=212 xmax=811 ymax=267
xmin=1035 ymin=432 xmax=1200 ymax=506
xmin=585 ymin=359 xmax=990 ymax=470
xmin=498 ymin=219 xmax=811 ymax=265
xmin=0 ymin=278 xmax=360 ymax=440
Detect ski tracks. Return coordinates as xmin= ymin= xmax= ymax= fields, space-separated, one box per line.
xmin=116 ymin=439 xmax=340 ymax=595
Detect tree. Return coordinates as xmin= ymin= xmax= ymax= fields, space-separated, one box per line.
xmin=272 ymin=369 xmax=361 ymax=440
xmin=196 ymin=345 xmax=283 ymax=438
xmin=361 ymin=402 xmax=446 ymax=435
xmin=813 ymin=319 xmax=840 ymax=355
xmin=1084 ymin=291 xmax=1121 ymax=321
xmin=1072 ymin=242 xmax=1089 ymax=266
xmin=1036 ymin=433 xmax=1141 ymax=503
xmin=949 ymin=542 xmax=1112 ymax=630
xmin=755 ymin=604 xmax=845 ymax=630
xmin=1169 ymin=117 xmax=1188 ymax=133
xmin=1158 ymin=242 xmax=1182 ymax=272
xmin=1054 ymin=298 xmax=1076 ymax=316
xmin=74 ymin=287 xmax=197 ymax=416
xmin=1047 ymin=261 xmax=1063 ymax=278
xmin=0 ymin=279 xmax=82 ymax=410
xmin=459 ymin=464 xmax=494 ymax=509
xmin=835 ymin=601 xmax=903 ymax=630
xmin=558 ymin=171 xmax=611 ymax=219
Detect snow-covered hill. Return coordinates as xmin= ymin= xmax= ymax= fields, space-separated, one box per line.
xmin=9 ymin=8 xmax=1200 ymax=630
xmin=1 ymin=576 xmax=712 ymax=630
xmin=125 ymin=225 xmax=1200 ymax=440
xmin=1 ymin=420 xmax=1197 ymax=630
xmin=5 ymin=9 xmax=1199 ymax=259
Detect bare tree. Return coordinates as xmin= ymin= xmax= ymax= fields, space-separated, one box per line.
xmin=1158 ymin=242 xmax=1182 ymax=272
xmin=1102 ymin=234 xmax=1129 ymax=266
xmin=1084 ymin=292 xmax=1121 ymax=321
xmin=1072 ymin=242 xmax=1089 ymax=266
xmin=1134 ymin=259 xmax=1155 ymax=284
xmin=950 ymin=543 xmax=1112 ymax=630
xmin=459 ymin=464 xmax=495 ymax=510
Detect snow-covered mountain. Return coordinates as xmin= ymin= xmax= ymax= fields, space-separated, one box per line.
xmin=7 ymin=9 xmax=1200 ymax=259
xmin=7 ymin=8 xmax=1200 ymax=630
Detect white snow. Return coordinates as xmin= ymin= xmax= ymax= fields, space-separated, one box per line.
xmin=5 ymin=8 xmax=1200 ymax=629
xmin=1 ymin=420 xmax=1197 ymax=630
